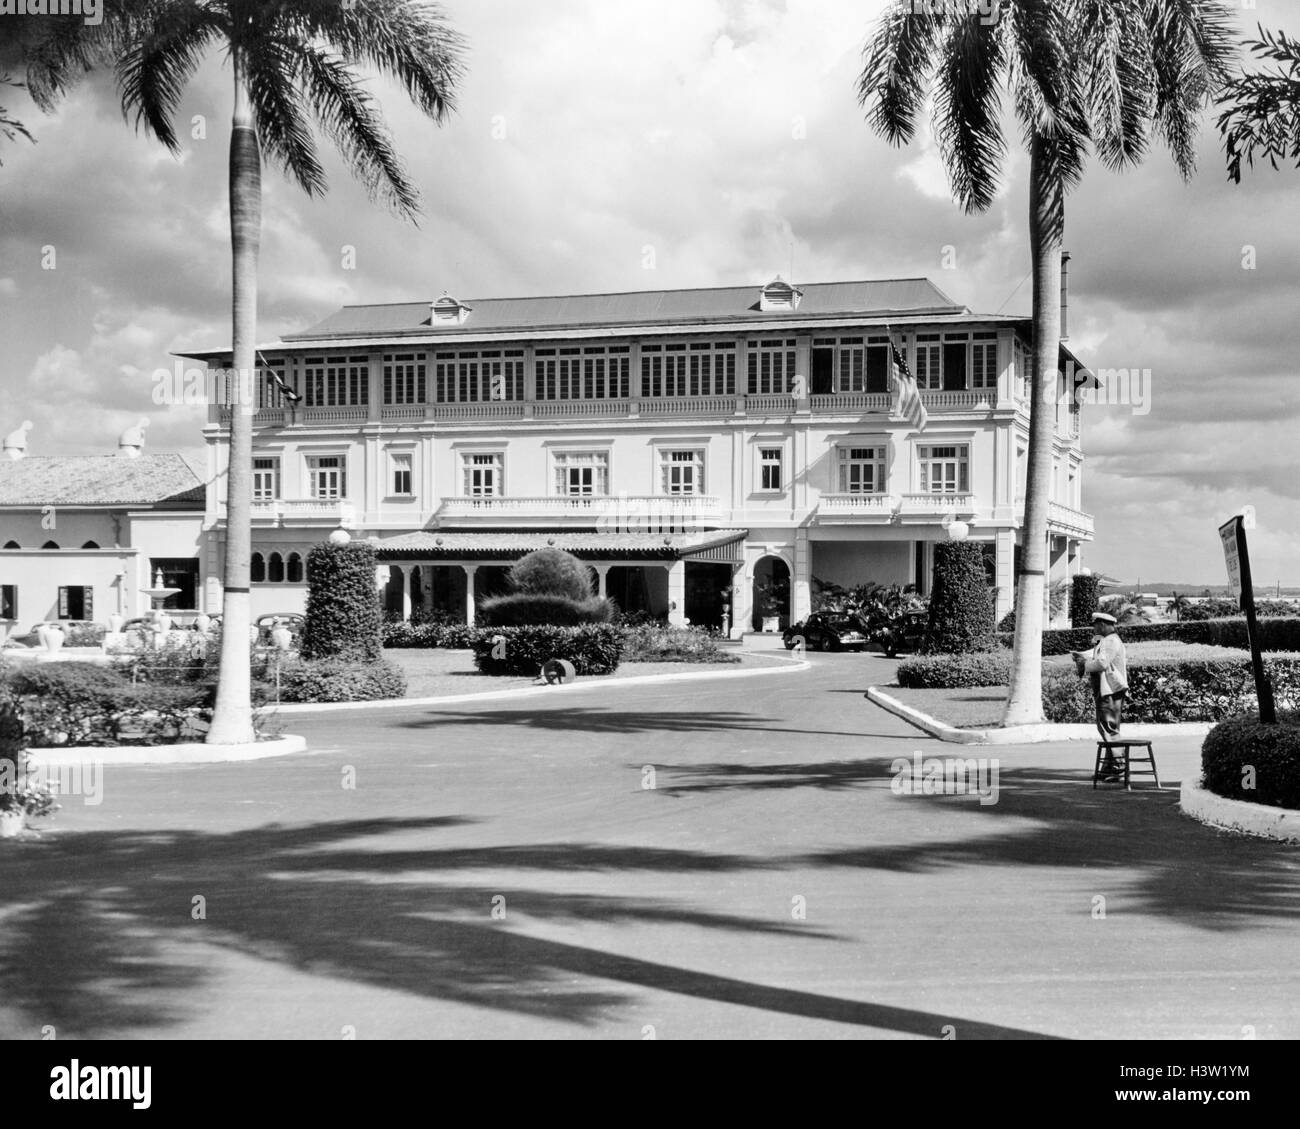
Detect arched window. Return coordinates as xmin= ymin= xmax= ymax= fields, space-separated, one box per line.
xmin=250 ymin=553 xmax=266 ymax=583
xmin=268 ymin=552 xmax=285 ymax=583
xmin=287 ymin=552 xmax=304 ymax=583
xmin=2 ymin=541 xmax=18 ymax=549
xmin=41 ymin=541 xmax=59 ymax=550
xmin=82 ymin=541 xmax=100 ymax=549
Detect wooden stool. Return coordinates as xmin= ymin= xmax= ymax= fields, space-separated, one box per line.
xmin=1093 ymin=740 xmax=1160 ymax=791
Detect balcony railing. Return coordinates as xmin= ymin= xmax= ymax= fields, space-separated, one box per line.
xmin=920 ymin=390 xmax=995 ymax=409
xmin=437 ymin=495 xmax=724 ymax=525
xmin=248 ymin=499 xmax=353 ymax=521
xmin=640 ymin=396 xmax=739 ymax=417
xmin=898 ymin=492 xmax=977 ymax=516
xmin=1047 ymin=501 xmax=1095 ymax=538
xmin=818 ymin=493 xmax=895 ymax=518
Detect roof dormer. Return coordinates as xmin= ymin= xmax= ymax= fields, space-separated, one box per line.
xmin=759 ymin=276 xmax=802 ymax=312
xmin=431 ymin=292 xmax=472 ymax=325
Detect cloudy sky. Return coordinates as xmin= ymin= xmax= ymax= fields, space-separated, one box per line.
xmin=2 ymin=0 xmax=1298 ymax=587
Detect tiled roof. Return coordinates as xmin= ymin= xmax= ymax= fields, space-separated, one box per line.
xmin=375 ymin=529 xmax=748 ymax=560
xmin=0 ymin=455 xmax=205 ymax=508
xmin=282 ymin=279 xmax=965 ymax=342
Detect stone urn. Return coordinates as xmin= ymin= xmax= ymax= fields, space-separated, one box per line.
xmin=37 ymin=624 xmax=65 ymax=653
xmin=109 ymin=613 xmax=124 ymax=634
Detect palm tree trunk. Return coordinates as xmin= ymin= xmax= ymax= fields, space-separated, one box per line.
xmin=207 ymin=47 xmax=260 ymax=745
xmin=1002 ymin=135 xmax=1063 ymax=726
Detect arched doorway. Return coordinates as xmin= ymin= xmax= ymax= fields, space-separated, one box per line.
xmin=751 ymin=555 xmax=791 ymax=633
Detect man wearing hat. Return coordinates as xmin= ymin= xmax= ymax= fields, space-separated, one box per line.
xmin=1073 ymin=613 xmax=1129 ymax=779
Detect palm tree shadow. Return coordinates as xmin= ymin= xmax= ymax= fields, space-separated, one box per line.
xmin=0 ymin=816 xmax=1054 ymax=1039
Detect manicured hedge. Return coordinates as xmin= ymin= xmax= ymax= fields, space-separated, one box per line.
xmin=1069 ymin=575 xmax=1101 ymax=627
xmin=382 ymin=621 xmax=477 ymax=650
xmin=898 ymin=652 xmax=1013 ymax=689
xmin=920 ymin=542 xmax=998 ymax=654
xmin=1005 ymin=617 xmax=1300 ymax=655
xmin=277 ymin=658 xmax=408 ymax=703
xmin=478 ymin=593 xmax=614 ymax=627
xmin=301 ymin=541 xmax=384 ymax=663
xmin=1202 ymin=712 xmax=1300 ymax=810
xmin=471 ymin=626 xmax=624 ymax=677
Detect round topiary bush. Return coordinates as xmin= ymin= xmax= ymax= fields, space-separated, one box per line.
xmin=479 ymin=593 xmax=613 ymax=627
xmin=508 ymin=548 xmax=594 ymax=603
xmin=921 ymin=542 xmax=999 ymax=654
xmin=1069 ymin=574 xmax=1101 ymax=627
xmin=300 ymin=541 xmax=384 ymax=663
xmin=1201 ymin=711 xmax=1300 ymax=810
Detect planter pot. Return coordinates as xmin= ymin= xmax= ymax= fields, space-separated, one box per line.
xmin=37 ymin=625 xmax=65 ymax=653
xmin=762 ymin=616 xmax=780 ymax=634
xmin=194 ymin=613 xmax=211 ymax=634
xmin=0 ymin=810 xmax=25 ymax=839
xmin=109 ymin=613 xmax=124 ymax=633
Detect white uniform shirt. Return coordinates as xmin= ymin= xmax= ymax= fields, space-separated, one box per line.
xmin=1084 ymin=633 xmax=1128 ymax=697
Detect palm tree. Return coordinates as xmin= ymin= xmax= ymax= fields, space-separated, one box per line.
xmin=1169 ymin=590 xmax=1191 ymax=622
xmin=859 ymin=0 xmax=1235 ymax=725
xmin=1218 ymin=25 xmax=1300 ymax=182
xmin=23 ymin=1 xmax=465 ymax=743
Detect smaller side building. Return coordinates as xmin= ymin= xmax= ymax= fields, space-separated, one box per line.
xmin=0 ymin=422 xmax=206 ymax=640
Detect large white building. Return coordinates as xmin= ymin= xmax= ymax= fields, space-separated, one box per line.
xmin=185 ymin=276 xmax=1095 ymax=635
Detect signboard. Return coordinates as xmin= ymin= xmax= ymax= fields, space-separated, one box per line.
xmin=1219 ymin=519 xmax=1242 ymax=602
xmin=1219 ymin=513 xmax=1275 ymax=724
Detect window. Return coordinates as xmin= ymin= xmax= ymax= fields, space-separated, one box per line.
xmin=391 ymin=453 xmax=413 ymax=496
xmin=971 ymin=332 xmax=999 ymax=390
xmin=268 ymin=553 xmax=285 ymax=583
xmin=641 ymin=342 xmax=736 ymax=398
xmin=837 ymin=446 xmax=885 ymax=494
xmin=914 ymin=335 xmax=942 ymax=390
xmin=302 ymin=356 xmax=368 ymax=407
xmin=747 ymin=339 xmax=797 ymax=395
xmin=759 ymin=446 xmax=784 ymax=492
xmin=150 ymin=559 xmax=199 ymax=608
xmin=81 ymin=541 xmax=100 ymax=549
xmin=434 ymin=349 xmax=525 ymax=403
xmin=41 ymin=541 xmax=58 ymax=550
xmin=384 ymin=353 xmax=427 ymax=405
xmin=57 ymin=585 xmax=92 ymax=620
xmin=2 ymin=541 xmax=17 ymax=550
xmin=463 ymin=452 xmax=503 ymax=497
xmin=259 ymin=359 xmax=295 ymax=408
xmin=308 ymin=455 xmax=347 ymax=500
xmin=251 ymin=553 xmax=266 ymax=583
xmin=252 ymin=456 xmax=281 ymax=502
xmin=554 ymin=451 xmax=609 ymax=496
xmin=1 ymin=584 xmax=16 ymax=619
xmin=661 ymin=449 xmax=704 ymax=495
xmin=287 ymin=553 xmax=304 ymax=583
xmin=919 ymin=444 xmax=970 ymax=494
xmin=536 ymin=346 xmax=629 ymax=401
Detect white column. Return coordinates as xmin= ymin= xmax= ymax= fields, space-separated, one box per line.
xmin=793 ymin=532 xmax=811 ymax=623
xmin=731 ymin=562 xmax=753 ymax=639
xmin=995 ymin=528 xmax=1016 ymax=623
xmin=595 ymin=564 xmax=610 ymax=597
xmin=400 ymin=565 xmax=412 ymax=622
xmin=666 ymin=561 xmax=686 ymax=627
xmin=463 ymin=564 xmax=478 ymax=625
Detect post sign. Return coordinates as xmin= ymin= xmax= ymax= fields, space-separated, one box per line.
xmin=1219 ymin=513 xmax=1275 ymax=724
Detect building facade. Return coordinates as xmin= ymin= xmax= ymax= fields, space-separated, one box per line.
xmin=185 ymin=277 xmax=1094 ymax=635
xmin=0 ymin=423 xmax=206 ymax=639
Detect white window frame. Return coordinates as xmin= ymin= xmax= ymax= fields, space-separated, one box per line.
xmin=971 ymin=333 xmax=999 ymax=390
xmin=918 ymin=443 xmax=970 ymax=494
xmin=914 ymin=335 xmax=942 ymax=390
xmin=252 ymin=455 xmax=281 ymax=502
xmin=307 ymin=454 xmax=348 ymax=500
xmin=389 ymin=451 xmax=414 ymax=498
xmin=659 ymin=448 xmax=705 ymax=496
xmin=462 ymin=451 xmax=504 ymax=498
xmin=553 ymin=450 xmax=610 ymax=497
xmin=757 ymin=445 xmax=786 ymax=493
xmin=836 ymin=445 xmax=886 ymax=494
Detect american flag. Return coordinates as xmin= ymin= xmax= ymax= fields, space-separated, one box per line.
xmin=259 ymin=353 xmax=302 ymax=404
xmin=890 ymin=339 xmax=928 ymax=432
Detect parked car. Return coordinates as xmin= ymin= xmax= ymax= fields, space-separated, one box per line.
xmin=255 ymin=613 xmax=305 ymax=646
xmin=783 ymin=614 xmax=869 ymax=653
xmin=869 ymin=608 xmax=927 ymax=658
xmin=4 ymin=620 xmax=107 ymax=648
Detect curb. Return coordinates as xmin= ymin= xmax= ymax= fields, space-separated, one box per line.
xmin=866 ymin=687 xmax=1214 ymax=745
xmin=271 ymin=653 xmax=812 ymax=714
xmin=1179 ymin=776 xmax=1300 ymax=843
xmin=25 ymin=735 xmax=309 ymax=767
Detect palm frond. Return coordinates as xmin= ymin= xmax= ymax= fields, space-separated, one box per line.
xmin=1217 ymin=24 xmax=1300 ymax=182
xmin=242 ymin=34 xmax=327 ymax=198
xmin=1077 ymin=0 xmax=1154 ymax=171
xmin=858 ymin=0 xmax=947 ymax=146
xmin=933 ymin=14 xmax=1008 ymax=213
xmin=1006 ymin=0 xmax=1088 ymax=186
xmin=21 ymin=8 xmax=138 ymax=112
xmin=114 ymin=2 xmax=223 ymax=153
xmin=294 ymin=41 xmax=422 ymax=221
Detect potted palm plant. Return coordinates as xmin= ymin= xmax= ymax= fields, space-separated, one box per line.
xmin=755 ymin=579 xmax=788 ymax=633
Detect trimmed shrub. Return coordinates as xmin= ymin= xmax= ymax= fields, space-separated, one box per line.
xmin=1202 ymin=712 xmax=1300 ymax=810
xmin=897 ymin=651 xmax=1012 ymax=689
xmin=997 ymin=609 xmax=1015 ymax=632
xmin=1042 ymin=665 xmax=1095 ymax=723
xmin=300 ymin=541 xmax=383 ymax=663
xmin=1069 ymin=574 xmax=1101 ymax=627
xmin=471 ymin=625 xmax=624 ymax=677
xmin=479 ymin=593 xmax=614 ymax=628
xmin=920 ymin=542 xmax=999 ymax=654
xmin=277 ymin=658 xmax=408 ymax=703
xmin=382 ymin=620 xmax=477 ymax=650
xmin=1015 ymin=617 xmax=1300 ymax=656
xmin=1179 ymin=598 xmax=1241 ymax=621
xmin=508 ymin=548 xmax=593 ymax=603
xmin=620 ymin=624 xmax=739 ymax=664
